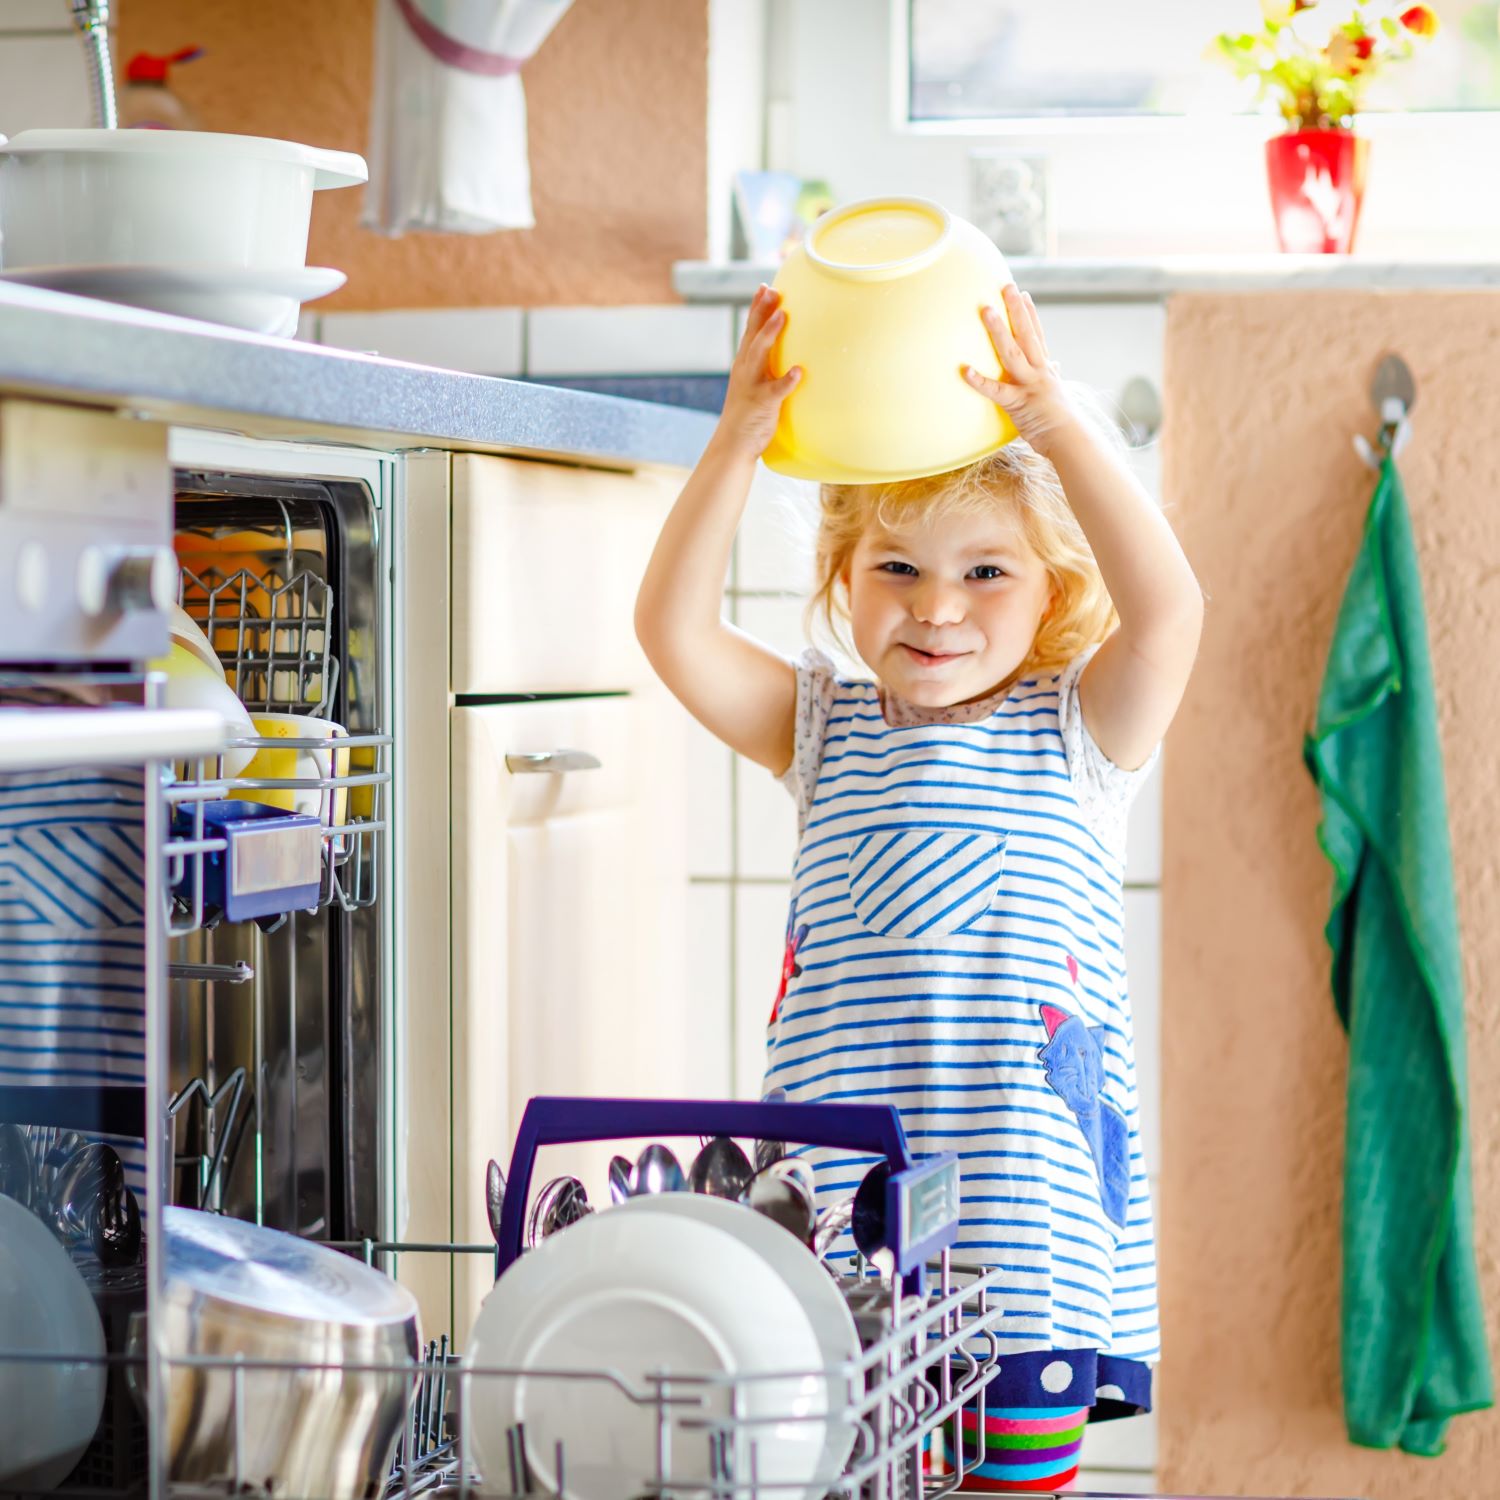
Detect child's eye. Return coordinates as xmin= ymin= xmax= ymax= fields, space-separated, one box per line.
xmin=970 ymin=565 xmax=1007 ymax=581
xmin=879 ymin=561 xmax=917 ymax=576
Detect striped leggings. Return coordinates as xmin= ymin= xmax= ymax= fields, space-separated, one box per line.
xmin=927 ymin=1402 xmax=1087 ymax=1492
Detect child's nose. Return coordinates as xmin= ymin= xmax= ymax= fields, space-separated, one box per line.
xmin=912 ymin=579 xmax=965 ymax=625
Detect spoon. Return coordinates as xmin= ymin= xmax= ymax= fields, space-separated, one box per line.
xmin=742 ymin=1159 xmax=816 ymax=1243
xmin=607 ymin=1155 xmax=633 ymax=1206
xmin=852 ymin=1160 xmax=891 ymax=1262
xmin=812 ymin=1198 xmax=855 ymax=1258
xmin=687 ymin=1136 xmax=754 ymax=1200
xmin=485 ymin=1159 xmax=507 ymax=1245
xmin=525 ymin=1175 xmax=592 ymax=1248
xmin=0 ymin=1123 xmax=35 ymax=1209
xmin=628 ymin=1143 xmax=685 ymax=1197
xmin=755 ymin=1086 xmax=789 ymax=1172
xmin=95 ymin=1184 xmax=142 ymax=1268
xmin=50 ymin=1141 xmax=125 ymax=1245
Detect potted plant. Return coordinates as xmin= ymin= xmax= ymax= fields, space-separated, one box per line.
xmin=1212 ymin=1 xmax=1440 ymax=253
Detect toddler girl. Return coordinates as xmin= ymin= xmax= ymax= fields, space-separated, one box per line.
xmin=636 ymin=281 xmax=1202 ymax=1492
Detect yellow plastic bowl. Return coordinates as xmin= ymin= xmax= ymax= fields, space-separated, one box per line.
xmin=764 ymin=197 xmax=1019 ymax=484
xmin=230 ymin=712 xmax=349 ymax=828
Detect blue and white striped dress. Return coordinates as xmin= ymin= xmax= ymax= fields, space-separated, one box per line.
xmin=765 ymin=646 xmax=1160 ymax=1406
xmin=0 ymin=765 xmax=150 ymax=1201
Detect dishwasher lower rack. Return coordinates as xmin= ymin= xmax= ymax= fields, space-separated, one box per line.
xmin=390 ymin=1252 xmax=1005 ymax=1500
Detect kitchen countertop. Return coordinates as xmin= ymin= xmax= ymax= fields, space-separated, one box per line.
xmin=0 ymin=281 xmax=717 ymax=469
xmin=674 ymin=255 xmax=1500 ymax=304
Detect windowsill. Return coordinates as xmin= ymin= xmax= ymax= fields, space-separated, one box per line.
xmin=673 ymin=255 xmax=1500 ymax=305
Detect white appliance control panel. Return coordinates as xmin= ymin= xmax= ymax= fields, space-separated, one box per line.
xmin=0 ymin=399 xmax=174 ymax=662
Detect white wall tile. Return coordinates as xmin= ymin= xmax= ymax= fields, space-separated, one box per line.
xmin=527 ymin=305 xmax=734 ymax=377
xmin=1079 ymin=1402 xmax=1157 ymax=1474
xmin=685 ymin=883 xmax=733 ymax=1098
xmin=738 ymin=467 xmax=818 ymax=594
xmin=733 ymin=593 xmax=808 ymax=657
xmin=686 ymin=717 xmax=733 ymax=877
xmin=732 ymin=594 xmax=808 ymax=878
xmin=1073 ymin=1466 xmax=1156 ymax=1494
xmin=733 ymin=881 xmax=790 ymax=1101
xmin=317 ymin=307 xmax=524 ymax=376
xmin=1124 ymin=753 xmax=1162 ymax=887
xmin=1123 ymin=888 xmax=1161 ymax=1178
xmin=0 ymin=2 xmax=83 ymax=32
xmin=736 ymin=752 xmax=798 ymax=881
xmin=0 ymin=36 xmax=93 ymax=135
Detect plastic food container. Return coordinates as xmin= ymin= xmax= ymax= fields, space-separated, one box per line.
xmin=764 ymin=196 xmax=1020 ymax=485
xmin=0 ymin=129 xmax=366 ymax=273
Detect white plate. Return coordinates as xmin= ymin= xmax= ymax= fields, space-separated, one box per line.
xmin=0 ymin=264 xmax=346 ymax=337
xmin=0 ymin=1195 xmax=107 ymax=1490
xmin=464 ymin=1196 xmax=829 ymax=1500
xmin=624 ymin=1193 xmax=863 ymax=1491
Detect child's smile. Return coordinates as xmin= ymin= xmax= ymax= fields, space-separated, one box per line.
xmin=846 ymin=509 xmax=1054 ymax=710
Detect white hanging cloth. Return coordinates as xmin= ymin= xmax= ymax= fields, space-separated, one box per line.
xmin=363 ymin=0 xmax=575 ymax=235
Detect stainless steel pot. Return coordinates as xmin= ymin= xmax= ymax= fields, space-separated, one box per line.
xmin=133 ymin=1207 xmax=420 ymax=1499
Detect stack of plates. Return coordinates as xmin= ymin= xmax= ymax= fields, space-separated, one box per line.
xmin=0 ymin=263 xmax=346 ymax=338
xmin=464 ymin=1194 xmax=863 ymax=1500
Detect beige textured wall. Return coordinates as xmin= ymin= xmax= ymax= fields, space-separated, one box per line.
xmin=119 ymin=0 xmax=708 ymax=309
xmin=1159 ymin=292 xmax=1500 ymax=1499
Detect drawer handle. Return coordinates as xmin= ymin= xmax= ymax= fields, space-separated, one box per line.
xmin=504 ymin=749 xmax=602 ymax=774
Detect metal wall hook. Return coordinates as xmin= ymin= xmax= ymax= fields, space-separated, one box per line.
xmin=1355 ymin=353 xmax=1415 ymax=470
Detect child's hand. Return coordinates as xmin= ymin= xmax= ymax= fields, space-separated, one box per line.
xmin=963 ymin=283 xmax=1080 ymax=457
xmin=715 ymin=285 xmax=802 ymax=459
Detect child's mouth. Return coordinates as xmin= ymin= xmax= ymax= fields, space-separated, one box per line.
xmin=901 ymin=644 xmax=965 ymax=667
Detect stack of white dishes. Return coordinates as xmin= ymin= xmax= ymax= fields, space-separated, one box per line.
xmin=464 ymin=1194 xmax=863 ymax=1500
xmin=0 ymin=1195 xmax=107 ymax=1492
xmin=0 ymin=129 xmax=367 ymax=337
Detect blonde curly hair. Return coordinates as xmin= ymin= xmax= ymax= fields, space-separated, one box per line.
xmin=807 ymin=437 xmax=1118 ymax=681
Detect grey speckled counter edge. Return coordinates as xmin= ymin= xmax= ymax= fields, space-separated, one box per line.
xmin=0 ymin=282 xmax=717 ymax=470
xmin=674 ymin=256 xmax=1500 ymax=304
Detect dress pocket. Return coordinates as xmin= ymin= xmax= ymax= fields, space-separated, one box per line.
xmin=845 ymin=827 xmax=1007 ymax=939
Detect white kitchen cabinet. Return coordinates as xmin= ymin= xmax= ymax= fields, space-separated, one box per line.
xmin=396 ymin=451 xmax=700 ymax=1338
xmin=451 ymin=452 xmax=679 ymax=694
xmin=450 ymin=691 xmax=693 ymax=1324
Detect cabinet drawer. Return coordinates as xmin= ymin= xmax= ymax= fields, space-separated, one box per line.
xmin=452 ymin=453 xmax=682 ymax=695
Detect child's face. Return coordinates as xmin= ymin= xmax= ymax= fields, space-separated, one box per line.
xmin=845 ymin=507 xmax=1053 ymax=707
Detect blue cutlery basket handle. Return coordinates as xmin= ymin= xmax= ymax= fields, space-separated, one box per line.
xmin=498 ymin=1095 xmax=926 ymax=1275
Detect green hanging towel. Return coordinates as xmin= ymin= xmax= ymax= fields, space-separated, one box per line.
xmin=1305 ymin=454 xmax=1493 ymax=1455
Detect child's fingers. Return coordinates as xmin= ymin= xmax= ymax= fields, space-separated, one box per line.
xmin=962 ymin=364 xmax=1013 ymax=407
xmin=741 ymin=284 xmax=783 ymax=343
xmin=1011 ymin=286 xmax=1050 ymax=365
xmin=981 ymin=302 xmax=1031 ymax=379
xmin=774 ymin=366 xmax=803 ymax=396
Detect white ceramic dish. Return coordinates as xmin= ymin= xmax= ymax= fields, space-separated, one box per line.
xmin=0 ymin=264 xmax=345 ymax=337
xmin=464 ymin=1196 xmax=830 ymax=1500
xmin=0 ymin=129 xmax=365 ymax=275
xmin=0 ymin=1195 xmax=107 ymax=1491
xmin=168 ymin=604 xmax=226 ymax=682
xmin=625 ymin=1192 xmax=863 ymax=1492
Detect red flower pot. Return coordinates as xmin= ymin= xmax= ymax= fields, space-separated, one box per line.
xmin=1264 ymin=129 xmax=1370 ymax=254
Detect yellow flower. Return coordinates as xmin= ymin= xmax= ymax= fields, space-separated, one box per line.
xmin=1260 ymin=0 xmax=1296 ymax=23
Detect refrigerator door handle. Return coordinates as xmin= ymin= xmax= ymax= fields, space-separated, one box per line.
xmin=503 ymin=748 xmax=602 ymax=775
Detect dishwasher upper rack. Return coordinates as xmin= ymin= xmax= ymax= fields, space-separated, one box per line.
xmin=162 ymin=730 xmax=391 ymax=934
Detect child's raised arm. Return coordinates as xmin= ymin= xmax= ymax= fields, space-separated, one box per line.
xmin=964 ymin=284 xmax=1204 ymax=770
xmin=635 ymin=286 xmax=803 ymax=773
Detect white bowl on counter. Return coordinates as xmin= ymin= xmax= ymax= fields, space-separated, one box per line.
xmin=0 ymin=129 xmax=367 ymax=275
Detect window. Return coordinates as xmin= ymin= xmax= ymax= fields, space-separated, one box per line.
xmin=908 ymin=0 xmax=1500 ymax=122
